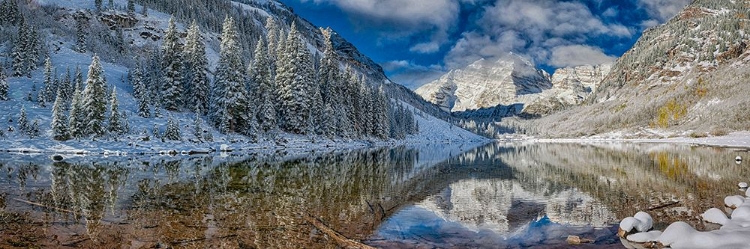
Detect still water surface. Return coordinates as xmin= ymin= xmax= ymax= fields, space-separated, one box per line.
xmin=0 ymin=142 xmax=747 ymax=248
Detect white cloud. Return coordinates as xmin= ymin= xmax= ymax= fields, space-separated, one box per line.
xmin=307 ymin=0 xmax=460 ymax=53
xmin=637 ymin=0 xmax=690 ymax=23
xmin=548 ymin=45 xmax=617 ymax=67
xmin=444 ymin=0 xmax=633 ymax=69
xmin=381 ymin=60 xmax=446 ymax=89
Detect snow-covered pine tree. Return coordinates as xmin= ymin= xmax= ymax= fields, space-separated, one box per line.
xmin=321 ymin=103 xmax=334 ymax=138
xmin=130 ymin=62 xmax=150 ymax=118
xmin=161 ymin=17 xmax=182 ymax=111
xmin=164 ymin=115 xmax=180 ymax=141
xmin=68 ymin=82 xmax=84 ymax=138
xmin=108 ymin=0 xmax=113 ymax=10
xmin=51 ymin=89 xmax=69 ymax=141
xmin=12 ymin=18 xmax=28 ymax=77
xmin=29 ymin=119 xmax=40 ymax=138
xmin=358 ymin=80 xmax=372 ymax=137
xmin=107 ymin=88 xmax=123 ymax=135
xmin=43 ymin=56 xmax=56 ymax=101
xmin=249 ymin=37 xmax=276 ymax=133
xmin=18 ymin=105 xmax=28 ymax=133
xmin=318 ymin=28 xmax=340 ymax=106
xmin=276 ymin=23 xmax=313 ymax=134
xmin=183 ymin=20 xmax=209 ymax=115
xmin=95 ymin=0 xmax=102 ymax=12
xmin=59 ymin=68 xmax=72 ymax=109
xmin=345 ymin=68 xmax=363 ymax=137
xmin=211 ymin=16 xmax=249 ymax=134
xmin=372 ymin=86 xmax=389 ymax=139
xmin=81 ymin=55 xmax=107 ymax=137
xmin=192 ymin=111 xmax=203 ymax=142
xmin=265 ymin=17 xmax=280 ymax=72
xmin=0 ymin=69 xmax=8 ymax=101
xmin=25 ymin=26 xmax=39 ymax=76
xmin=309 ymin=76 xmax=323 ymax=135
xmin=127 ymin=0 xmax=135 ymax=17
xmin=75 ymin=17 xmax=86 ymax=53
xmin=37 ymin=86 xmax=46 ymax=107
xmin=74 ymin=66 xmax=83 ymax=92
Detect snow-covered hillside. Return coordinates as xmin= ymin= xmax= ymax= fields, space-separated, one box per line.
xmin=0 ymin=0 xmax=485 ymax=154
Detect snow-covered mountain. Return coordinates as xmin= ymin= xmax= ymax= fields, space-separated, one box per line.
xmin=414 ymin=53 xmax=613 ymax=119
xmin=415 ymin=54 xmax=552 ymax=113
xmin=516 ymin=0 xmax=750 ymax=137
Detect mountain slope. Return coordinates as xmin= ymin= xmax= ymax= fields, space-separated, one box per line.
xmin=513 ymin=0 xmax=750 ymax=138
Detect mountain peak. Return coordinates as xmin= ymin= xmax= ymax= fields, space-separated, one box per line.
xmin=415 ymin=55 xmax=551 ymax=112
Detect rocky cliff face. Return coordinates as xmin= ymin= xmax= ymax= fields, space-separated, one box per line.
xmin=521 ymin=63 xmax=612 ymax=116
xmin=415 ymin=55 xmax=552 ymax=112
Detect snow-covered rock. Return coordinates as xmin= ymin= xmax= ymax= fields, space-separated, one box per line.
xmin=626 ymin=230 xmax=662 ymax=243
xmin=702 ymin=208 xmax=729 ymax=225
xmin=724 ymin=195 xmax=745 ymax=208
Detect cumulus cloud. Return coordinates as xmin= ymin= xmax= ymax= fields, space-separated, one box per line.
xmin=382 ymin=60 xmax=446 ymax=89
xmin=306 ymin=0 xmax=460 ymax=53
xmin=444 ymin=0 xmax=633 ymax=69
xmin=548 ymin=45 xmax=617 ymax=67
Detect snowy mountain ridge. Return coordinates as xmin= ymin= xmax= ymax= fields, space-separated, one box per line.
xmin=415 ymin=54 xmax=553 ymax=113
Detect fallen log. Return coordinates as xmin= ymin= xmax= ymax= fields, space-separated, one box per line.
xmin=304 ymin=213 xmax=376 ymax=249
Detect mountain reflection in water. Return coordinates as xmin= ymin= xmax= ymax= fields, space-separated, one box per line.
xmin=0 ymin=142 xmax=747 ymax=248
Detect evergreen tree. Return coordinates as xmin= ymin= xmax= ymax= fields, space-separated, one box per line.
xmin=37 ymin=87 xmax=46 ymax=107
xmin=12 ymin=18 xmax=28 ymax=77
xmin=75 ymin=17 xmax=86 ymax=53
xmin=192 ymin=111 xmax=203 ymax=141
xmin=95 ymin=0 xmax=102 ymax=12
xmin=68 ymin=82 xmax=84 ymax=138
xmin=321 ymin=103 xmax=334 ymax=138
xmin=161 ymin=17 xmax=182 ymax=111
xmin=82 ymin=55 xmax=107 ymax=137
xmin=130 ymin=63 xmax=151 ymax=118
xmin=60 ymin=68 xmax=73 ymax=106
xmin=74 ymin=66 xmax=84 ymax=92
xmin=183 ymin=20 xmax=209 ymax=114
xmin=0 ymin=70 xmax=8 ymax=101
xmin=25 ymin=26 xmax=39 ymax=76
xmin=249 ymin=37 xmax=276 ymax=133
xmin=51 ymin=89 xmax=69 ymax=141
xmin=319 ymin=28 xmax=339 ymax=106
xmin=107 ymin=88 xmax=123 ymax=135
xmin=211 ymin=16 xmax=248 ymax=134
xmin=372 ymin=86 xmax=389 ymax=139
xmin=108 ymin=0 xmax=113 ymax=10
xmin=43 ymin=56 xmax=56 ymax=101
xmin=265 ymin=17 xmax=280 ymax=72
xmin=275 ymin=23 xmax=313 ymax=134
xmin=29 ymin=119 xmax=40 ymax=138
xmin=127 ymin=0 xmax=135 ymax=17
xmin=18 ymin=105 xmax=28 ymax=133
xmin=164 ymin=115 xmax=181 ymax=141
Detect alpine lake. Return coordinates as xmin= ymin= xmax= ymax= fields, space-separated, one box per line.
xmin=0 ymin=142 xmax=748 ymax=248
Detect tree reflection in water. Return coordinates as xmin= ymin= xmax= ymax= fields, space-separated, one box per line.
xmin=0 ymin=143 xmax=748 ymax=248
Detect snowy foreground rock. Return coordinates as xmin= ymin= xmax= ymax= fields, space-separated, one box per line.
xmin=620 ymin=185 xmax=750 ymax=248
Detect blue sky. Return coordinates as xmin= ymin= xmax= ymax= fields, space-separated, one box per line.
xmin=278 ymin=0 xmax=690 ymax=89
